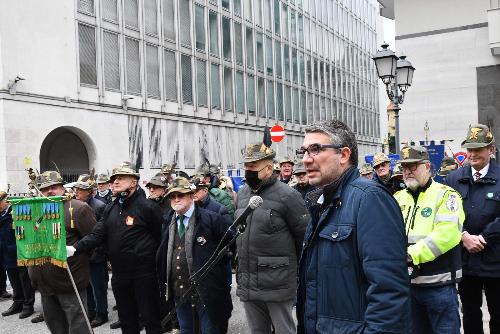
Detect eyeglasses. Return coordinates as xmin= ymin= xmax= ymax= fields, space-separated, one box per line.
xmin=401 ymin=163 xmax=424 ymax=172
xmin=296 ymin=143 xmax=343 ymax=157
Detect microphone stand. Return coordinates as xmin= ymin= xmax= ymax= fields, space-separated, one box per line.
xmin=161 ymin=219 xmax=248 ymax=330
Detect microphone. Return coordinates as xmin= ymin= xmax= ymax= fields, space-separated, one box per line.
xmin=233 ymin=196 xmax=263 ymax=229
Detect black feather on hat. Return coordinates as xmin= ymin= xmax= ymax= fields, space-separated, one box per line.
xmin=261 ymin=126 xmax=272 ymax=153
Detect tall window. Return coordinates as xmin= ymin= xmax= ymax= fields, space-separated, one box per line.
xmin=247 ymin=74 xmax=255 ymax=115
xmin=209 ymin=11 xmax=219 ymax=56
xmin=267 ymin=80 xmax=275 ymax=119
xmin=256 ymin=33 xmax=264 ymax=72
xmin=144 ymin=0 xmax=158 ymax=35
xmin=290 ymin=10 xmax=296 ymax=43
xmin=211 ymin=64 xmax=221 ymax=108
xmin=234 ymin=23 xmax=243 ymax=65
xmin=222 ymin=0 xmax=230 ymax=11
xmin=163 ymin=0 xmax=175 ymax=41
xmin=277 ymin=83 xmax=283 ymax=120
xmin=265 ymin=0 xmax=272 ymax=31
xmin=298 ymin=14 xmax=304 ymax=46
xmin=282 ymin=4 xmax=288 ymax=39
xmin=285 ymin=86 xmax=292 ymax=122
xmin=234 ymin=0 xmax=242 ymax=16
xmin=164 ymin=50 xmax=177 ymax=101
xmin=244 ymin=0 xmax=252 ymax=22
xmin=103 ymin=31 xmax=120 ymax=90
xmin=102 ymin=0 xmax=117 ymax=21
xmin=222 ymin=17 xmax=231 ymax=60
xmin=79 ymin=24 xmax=97 ymax=86
xmin=266 ymin=37 xmax=273 ymax=75
xmin=274 ymin=0 xmax=280 ymax=36
xmin=197 ymin=60 xmax=207 ymax=106
xmin=180 ymin=0 xmax=191 ymax=46
xmin=257 ymin=77 xmax=265 ymax=117
xmin=255 ymin=0 xmax=262 ymax=26
xmin=181 ymin=55 xmax=193 ymax=103
xmin=235 ymin=71 xmax=244 ymax=113
xmin=283 ymin=45 xmax=290 ymax=81
xmin=124 ymin=0 xmax=139 ymax=28
xmin=195 ymin=5 xmax=206 ymax=51
xmin=146 ymin=45 xmax=160 ymax=97
xmin=125 ymin=38 xmax=141 ymax=94
xmin=246 ymin=28 xmax=254 ymax=69
xmin=223 ymin=67 xmax=233 ymax=111
xmin=275 ymin=40 xmax=282 ymax=78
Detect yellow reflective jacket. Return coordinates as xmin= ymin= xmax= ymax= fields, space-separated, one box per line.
xmin=394 ymin=180 xmax=464 ymax=286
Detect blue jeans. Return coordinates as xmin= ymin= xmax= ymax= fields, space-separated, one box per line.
xmin=411 ymin=284 xmax=460 ymax=334
xmin=87 ymin=262 xmax=108 ymax=317
xmin=175 ymin=299 xmax=219 ymax=334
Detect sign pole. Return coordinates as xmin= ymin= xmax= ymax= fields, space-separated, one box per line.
xmin=66 ymin=266 xmax=94 ymax=334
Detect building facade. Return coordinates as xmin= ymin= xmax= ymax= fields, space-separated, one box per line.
xmin=0 ymin=0 xmax=382 ymax=193
xmin=381 ymin=0 xmax=500 ymax=155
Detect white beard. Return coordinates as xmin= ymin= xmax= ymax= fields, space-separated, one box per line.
xmin=405 ymin=179 xmax=420 ymax=191
xmin=172 ymin=204 xmax=183 ymax=212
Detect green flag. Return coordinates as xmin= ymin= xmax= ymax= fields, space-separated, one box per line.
xmin=11 ymin=197 xmax=67 ymax=268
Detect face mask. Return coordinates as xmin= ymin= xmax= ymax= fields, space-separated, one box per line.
xmin=245 ymin=166 xmax=268 ymax=189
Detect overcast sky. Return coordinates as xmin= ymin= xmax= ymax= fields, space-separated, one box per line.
xmin=382 ymin=17 xmax=396 ymax=51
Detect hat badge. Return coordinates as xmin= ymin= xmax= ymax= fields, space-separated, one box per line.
xmin=469 ymin=127 xmax=482 ymax=140
xmin=402 ymin=147 xmax=411 ymax=159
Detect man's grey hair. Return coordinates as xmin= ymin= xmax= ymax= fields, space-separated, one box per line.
xmin=304 ymin=120 xmax=358 ymax=167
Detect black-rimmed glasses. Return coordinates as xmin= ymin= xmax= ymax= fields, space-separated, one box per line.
xmin=296 ymin=143 xmax=343 ymax=157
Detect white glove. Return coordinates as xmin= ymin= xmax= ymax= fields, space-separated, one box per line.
xmin=66 ymin=246 xmax=76 ymax=258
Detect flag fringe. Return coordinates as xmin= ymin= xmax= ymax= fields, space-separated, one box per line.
xmin=17 ymin=257 xmax=67 ymax=268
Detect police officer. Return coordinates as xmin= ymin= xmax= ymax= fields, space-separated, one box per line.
xmin=95 ymin=174 xmax=113 ymax=204
xmin=68 ymin=162 xmax=164 ymax=334
xmin=372 ymin=152 xmax=394 ymax=193
xmin=359 ymin=163 xmax=374 ymax=180
xmin=445 ymin=124 xmax=500 ymax=334
xmin=73 ymin=174 xmax=108 ymax=328
xmin=278 ymin=157 xmax=294 ymax=184
xmin=438 ymin=157 xmax=458 ymax=180
xmin=394 ymin=146 xmax=464 ymax=334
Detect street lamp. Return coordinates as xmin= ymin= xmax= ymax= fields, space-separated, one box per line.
xmin=373 ymin=43 xmax=415 ymax=153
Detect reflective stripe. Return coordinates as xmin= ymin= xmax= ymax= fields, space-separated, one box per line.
xmin=434 ymin=214 xmax=459 ymax=224
xmin=411 ymin=269 xmax=462 ymax=285
xmin=408 ymin=235 xmax=426 ymax=243
xmin=423 ymin=236 xmax=443 ymax=257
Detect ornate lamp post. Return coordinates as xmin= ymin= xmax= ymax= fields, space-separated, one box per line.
xmin=373 ymin=43 xmax=415 ymax=153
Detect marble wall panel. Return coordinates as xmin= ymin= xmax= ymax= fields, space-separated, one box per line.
xmin=149 ymin=118 xmax=163 ymax=168
xmin=165 ymin=120 xmax=180 ymax=165
xmin=128 ymin=115 xmax=143 ymax=168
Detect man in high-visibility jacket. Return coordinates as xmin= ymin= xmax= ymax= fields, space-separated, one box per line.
xmin=394 ymin=146 xmax=465 ymax=334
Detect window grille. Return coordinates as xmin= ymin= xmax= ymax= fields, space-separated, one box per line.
xmin=124 ymin=0 xmax=139 ymax=28
xmin=146 ymin=45 xmax=160 ymax=97
xmin=79 ymin=24 xmax=97 ymax=86
xmin=197 ymin=60 xmax=208 ymax=106
xmin=103 ymin=31 xmax=120 ymax=90
xmin=126 ymin=38 xmax=141 ymax=94
xmin=164 ymin=49 xmax=177 ymax=101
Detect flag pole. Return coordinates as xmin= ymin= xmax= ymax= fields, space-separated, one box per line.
xmin=66 ymin=266 xmax=94 ymax=334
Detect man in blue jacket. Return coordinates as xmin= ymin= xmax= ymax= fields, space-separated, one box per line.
xmin=296 ymin=120 xmax=410 ymax=334
xmin=445 ymin=124 xmax=500 ymax=334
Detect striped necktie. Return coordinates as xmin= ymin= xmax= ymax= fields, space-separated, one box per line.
xmin=474 ymin=171 xmax=482 ymax=182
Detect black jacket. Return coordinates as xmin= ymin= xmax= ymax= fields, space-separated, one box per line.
xmin=75 ymin=190 xmax=163 ymax=278
xmin=445 ymin=161 xmax=500 ymax=277
xmin=0 ymin=206 xmax=16 ymax=269
xmin=373 ymin=172 xmax=395 ymax=194
xmin=156 ymin=206 xmax=233 ymax=334
xmin=95 ymin=189 xmax=113 ymax=205
xmin=85 ymin=197 xmax=106 ymax=263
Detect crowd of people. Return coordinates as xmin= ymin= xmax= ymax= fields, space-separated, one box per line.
xmin=0 ymin=120 xmax=498 ymax=334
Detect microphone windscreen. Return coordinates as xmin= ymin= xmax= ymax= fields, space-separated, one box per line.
xmin=249 ymin=196 xmax=263 ymax=209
